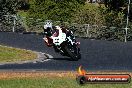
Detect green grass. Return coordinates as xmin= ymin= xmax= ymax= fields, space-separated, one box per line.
xmin=0 ymin=77 xmax=131 ymax=88
xmin=0 ymin=45 xmax=37 ymax=62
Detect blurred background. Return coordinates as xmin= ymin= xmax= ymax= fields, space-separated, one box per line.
xmin=0 ymin=0 xmax=132 ymax=42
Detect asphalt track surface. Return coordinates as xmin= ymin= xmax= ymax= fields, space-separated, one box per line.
xmin=0 ymin=32 xmax=132 ymax=71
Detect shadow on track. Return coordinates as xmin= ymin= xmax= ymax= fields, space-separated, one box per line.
xmin=51 ymin=58 xmax=79 ymax=61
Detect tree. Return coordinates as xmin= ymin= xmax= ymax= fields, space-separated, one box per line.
xmin=17 ymin=0 xmax=30 ymax=10
xmin=129 ymin=4 xmax=132 ymax=22
xmin=104 ymin=0 xmax=127 ymax=11
xmin=0 ymin=0 xmax=19 ymax=16
xmin=27 ymin=0 xmax=83 ymax=22
xmin=0 ymin=0 xmax=20 ymax=32
xmin=104 ymin=0 xmax=132 ymax=22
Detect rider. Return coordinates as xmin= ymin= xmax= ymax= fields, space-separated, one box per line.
xmin=43 ymin=21 xmax=75 ymax=47
xmin=43 ymin=21 xmax=62 ymax=47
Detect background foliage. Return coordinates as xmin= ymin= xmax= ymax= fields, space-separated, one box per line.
xmin=0 ymin=0 xmax=132 ymax=41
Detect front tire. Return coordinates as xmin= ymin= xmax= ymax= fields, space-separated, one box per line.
xmin=64 ymin=45 xmax=81 ymax=61
xmin=53 ymin=45 xmax=60 ymax=52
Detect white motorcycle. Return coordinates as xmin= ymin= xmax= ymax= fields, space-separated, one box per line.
xmin=44 ymin=26 xmax=81 ymax=61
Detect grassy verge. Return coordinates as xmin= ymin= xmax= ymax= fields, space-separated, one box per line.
xmin=0 ymin=72 xmax=131 ymax=88
xmin=0 ymin=45 xmax=37 ymax=62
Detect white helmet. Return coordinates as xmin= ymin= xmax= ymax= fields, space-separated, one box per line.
xmin=44 ymin=20 xmax=52 ymax=29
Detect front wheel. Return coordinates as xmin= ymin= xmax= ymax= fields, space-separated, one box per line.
xmin=64 ymin=45 xmax=81 ymax=61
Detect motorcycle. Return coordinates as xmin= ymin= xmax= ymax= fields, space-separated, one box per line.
xmin=43 ymin=26 xmax=81 ymax=61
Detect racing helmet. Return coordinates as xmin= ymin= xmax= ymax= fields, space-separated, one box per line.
xmin=44 ymin=20 xmax=52 ymax=29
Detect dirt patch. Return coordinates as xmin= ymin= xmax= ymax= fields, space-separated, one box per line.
xmin=0 ymin=71 xmax=131 ymax=80
xmin=0 ymin=71 xmax=76 ymax=80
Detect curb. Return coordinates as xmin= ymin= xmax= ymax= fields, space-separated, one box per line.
xmin=0 ymin=45 xmax=53 ymax=65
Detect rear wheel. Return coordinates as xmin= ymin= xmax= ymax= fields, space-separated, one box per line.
xmin=64 ymin=45 xmax=81 ymax=61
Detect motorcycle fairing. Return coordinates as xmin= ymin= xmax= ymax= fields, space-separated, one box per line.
xmin=51 ymin=29 xmax=66 ymax=46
